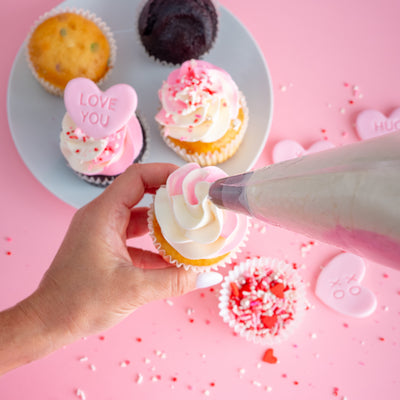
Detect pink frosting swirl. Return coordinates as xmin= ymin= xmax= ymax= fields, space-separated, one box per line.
xmin=155 ymin=60 xmax=241 ymax=143
xmin=154 ymin=163 xmax=248 ymax=260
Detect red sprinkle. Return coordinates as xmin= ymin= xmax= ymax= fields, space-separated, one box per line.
xmin=6 ymin=251 xmax=12 ymax=256
xmin=333 ymin=387 xmax=339 ymax=396
xmin=136 ymin=337 xmax=142 ymax=342
xmin=262 ymin=348 xmax=278 ymax=364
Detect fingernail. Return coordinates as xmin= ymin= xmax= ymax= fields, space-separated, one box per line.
xmin=195 ymin=272 xmax=223 ymax=289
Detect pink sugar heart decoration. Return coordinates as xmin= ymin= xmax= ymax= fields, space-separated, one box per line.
xmin=64 ymin=78 xmax=138 ymax=139
xmin=315 ymin=253 xmax=377 ymax=318
xmin=272 ymin=139 xmax=335 ymax=164
xmin=356 ymin=108 xmax=400 ymax=141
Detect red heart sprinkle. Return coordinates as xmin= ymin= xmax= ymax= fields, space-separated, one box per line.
xmin=261 ymin=314 xmax=278 ymax=329
xmin=262 ymin=348 xmax=278 ymax=364
xmin=270 ymin=282 xmax=285 ymax=298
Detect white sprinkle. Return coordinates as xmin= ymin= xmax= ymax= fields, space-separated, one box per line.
xmin=144 ymin=358 xmax=151 ymax=364
xmin=79 ymin=356 xmax=88 ymax=363
xmin=165 ymin=299 xmax=174 ymax=306
xmin=310 ymin=333 xmax=317 ymax=339
xmin=151 ymin=375 xmax=160 ymax=382
xmin=120 ymin=361 xmax=129 ymax=368
xmin=280 ymin=85 xmax=287 ymax=92
xmin=239 ymin=368 xmax=246 ymax=376
xmin=257 ymin=362 xmax=262 ymax=369
xmin=136 ymin=373 xmax=144 ymax=384
xmin=265 ymin=386 xmax=273 ymax=392
xmin=340 ymin=107 xmax=346 ymax=114
xmin=76 ymin=389 xmax=86 ymax=400
xmin=314 ymin=353 xmax=320 ymax=359
xmin=382 ymin=305 xmax=389 ymax=311
xmin=89 ymin=364 xmax=96 ymax=372
xmin=203 ymin=390 xmax=211 ymax=396
xmin=252 ymin=380 xmax=262 ymax=387
xmin=186 ymin=308 xmax=194 ymax=315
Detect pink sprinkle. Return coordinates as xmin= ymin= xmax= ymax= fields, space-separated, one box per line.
xmin=5 ymin=237 xmax=12 ymax=242
xmin=344 ymin=82 xmax=350 ymax=87
xmin=383 ymin=273 xmax=389 ymax=278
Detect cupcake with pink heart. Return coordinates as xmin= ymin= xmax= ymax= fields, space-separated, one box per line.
xmin=60 ymin=77 xmax=147 ymax=186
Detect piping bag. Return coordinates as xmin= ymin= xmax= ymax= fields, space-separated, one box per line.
xmin=209 ymin=132 xmax=400 ymax=270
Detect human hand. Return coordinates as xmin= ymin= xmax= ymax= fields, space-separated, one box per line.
xmin=19 ymin=163 xmax=222 ymax=349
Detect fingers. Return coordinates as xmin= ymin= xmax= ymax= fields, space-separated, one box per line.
xmin=126 ymin=207 xmax=150 ymax=238
xmin=102 ymin=163 xmax=179 ymax=210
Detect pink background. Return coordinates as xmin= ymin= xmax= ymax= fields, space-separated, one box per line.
xmin=1 ymin=0 xmax=400 ymax=399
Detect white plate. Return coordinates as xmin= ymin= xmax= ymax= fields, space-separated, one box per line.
xmin=7 ymin=0 xmax=273 ymax=209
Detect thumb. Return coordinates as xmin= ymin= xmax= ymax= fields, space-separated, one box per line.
xmin=140 ymin=266 xmax=223 ymax=301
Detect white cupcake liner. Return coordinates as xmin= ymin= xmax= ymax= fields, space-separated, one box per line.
xmin=147 ymin=203 xmax=249 ymax=272
xmin=135 ymin=0 xmax=220 ymax=66
xmin=26 ymin=7 xmax=117 ymax=96
xmin=219 ymin=257 xmax=307 ymax=345
xmin=161 ymin=92 xmax=249 ymax=166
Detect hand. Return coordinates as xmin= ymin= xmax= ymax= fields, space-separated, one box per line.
xmin=0 ymin=163 xmax=222 ymax=374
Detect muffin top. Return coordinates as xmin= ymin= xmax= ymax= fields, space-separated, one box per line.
xmin=138 ymin=0 xmax=218 ymax=64
xmin=27 ymin=12 xmax=112 ymax=91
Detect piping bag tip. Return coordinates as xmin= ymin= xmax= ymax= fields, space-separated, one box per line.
xmin=208 ymin=171 xmax=253 ymax=215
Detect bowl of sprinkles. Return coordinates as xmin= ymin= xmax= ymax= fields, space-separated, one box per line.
xmin=219 ymin=257 xmax=307 ymax=345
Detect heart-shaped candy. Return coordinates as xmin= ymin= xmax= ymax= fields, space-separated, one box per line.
xmin=315 ymin=253 xmax=377 ymax=318
xmin=262 ymin=348 xmax=278 ymax=364
xmin=272 ymin=139 xmax=335 ymax=164
xmin=356 ymin=108 xmax=400 ymax=141
xmin=64 ymin=78 xmax=138 ymax=139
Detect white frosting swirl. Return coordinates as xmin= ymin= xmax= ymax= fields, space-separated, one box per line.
xmin=154 ymin=163 xmax=248 ymax=260
xmin=155 ymin=60 xmax=241 ymax=143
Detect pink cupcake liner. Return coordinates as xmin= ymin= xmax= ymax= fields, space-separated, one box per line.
xmin=147 ymin=204 xmax=250 ymax=272
xmin=219 ymin=257 xmax=307 ymax=345
xmin=26 ymin=7 xmax=117 ymax=96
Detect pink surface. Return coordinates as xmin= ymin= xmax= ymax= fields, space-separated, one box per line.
xmin=1 ymin=0 xmax=400 ymax=399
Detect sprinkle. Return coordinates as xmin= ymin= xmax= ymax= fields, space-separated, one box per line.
xmin=383 ymin=273 xmax=389 ymax=278
xmin=144 ymin=358 xmax=151 ymax=364
xmin=151 ymin=375 xmax=161 ymax=382
xmin=203 ymin=389 xmax=211 ymax=396
xmin=252 ymin=381 xmax=262 ymax=387
xmin=79 ymin=356 xmax=88 ymax=363
xmin=120 ymin=360 xmax=130 ymax=367
xmin=340 ymin=108 xmax=346 ymax=114
xmin=310 ymin=332 xmax=317 ymax=339
xmin=6 ymin=251 xmax=12 ymax=256
xmin=333 ymin=387 xmax=340 ymax=396
xmin=99 ymin=335 xmax=105 ymax=341
xmin=165 ymin=299 xmax=174 ymax=306
xmin=136 ymin=337 xmax=142 ymax=342
xmin=89 ymin=364 xmax=96 ymax=371
xmin=136 ymin=374 xmax=144 ymax=384
xmin=280 ymin=85 xmax=287 ymax=92
xmin=265 ymin=386 xmax=273 ymax=392
xmin=60 ymin=28 xmax=67 ymax=37
xmin=238 ymin=368 xmax=246 ymax=376
xmin=75 ymin=389 xmax=86 ymax=400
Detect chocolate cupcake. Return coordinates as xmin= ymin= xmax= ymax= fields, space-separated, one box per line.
xmin=138 ymin=0 xmax=218 ymax=64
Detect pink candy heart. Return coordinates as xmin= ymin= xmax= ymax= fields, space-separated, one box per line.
xmin=315 ymin=253 xmax=377 ymax=318
xmin=356 ymin=108 xmax=400 ymax=140
xmin=272 ymin=139 xmax=335 ymax=164
xmin=64 ymin=78 xmax=138 ymax=139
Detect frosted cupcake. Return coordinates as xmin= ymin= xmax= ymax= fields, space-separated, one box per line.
xmin=155 ymin=59 xmax=249 ymax=166
xmin=148 ymin=163 xmax=249 ymax=271
xmin=26 ymin=8 xmax=116 ymax=96
xmin=219 ymin=257 xmax=306 ymax=345
xmin=138 ymin=0 xmax=218 ymax=65
xmin=60 ymin=78 xmax=147 ymax=186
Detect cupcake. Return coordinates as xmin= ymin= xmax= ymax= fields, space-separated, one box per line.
xmin=219 ymin=257 xmax=306 ymax=345
xmin=26 ymin=8 xmax=116 ymax=96
xmin=138 ymin=0 xmax=218 ymax=65
xmin=60 ymin=77 xmax=147 ymax=186
xmin=148 ymin=163 xmax=249 ymax=271
xmin=155 ymin=60 xmax=249 ymax=166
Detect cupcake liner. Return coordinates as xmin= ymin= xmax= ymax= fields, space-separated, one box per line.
xmin=147 ymin=203 xmax=249 ymax=272
xmin=219 ymin=257 xmax=307 ymax=345
xmin=161 ymin=92 xmax=249 ymax=166
xmin=26 ymin=7 xmax=117 ymax=96
xmin=135 ymin=0 xmax=219 ymax=66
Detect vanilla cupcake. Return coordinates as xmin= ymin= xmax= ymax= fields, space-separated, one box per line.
xmin=148 ymin=163 xmax=249 ymax=271
xmin=219 ymin=257 xmax=307 ymax=345
xmin=60 ymin=78 xmax=147 ymax=186
xmin=155 ymin=60 xmax=248 ymax=166
xmin=26 ymin=8 xmax=116 ymax=96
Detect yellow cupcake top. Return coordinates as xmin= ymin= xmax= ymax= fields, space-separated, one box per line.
xmin=27 ymin=12 xmax=112 ymax=92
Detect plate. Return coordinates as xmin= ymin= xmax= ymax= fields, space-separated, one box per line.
xmin=7 ymin=0 xmax=273 ymax=209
